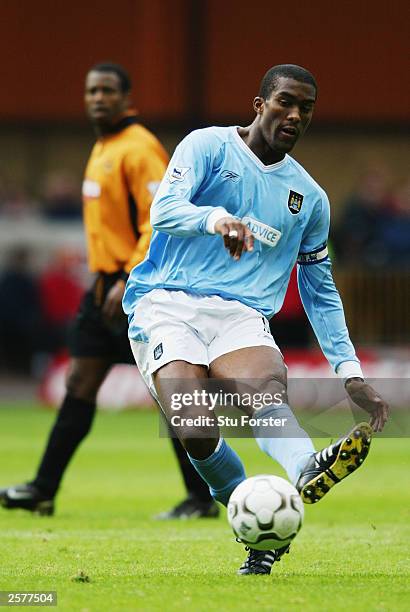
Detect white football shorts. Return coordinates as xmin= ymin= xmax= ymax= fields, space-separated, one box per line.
xmin=129 ymin=289 xmax=280 ymax=400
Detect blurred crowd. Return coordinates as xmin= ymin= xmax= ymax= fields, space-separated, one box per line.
xmin=0 ymin=169 xmax=85 ymax=376
xmin=331 ymin=165 xmax=410 ymax=266
xmin=0 ymin=246 xmax=85 ymax=376
xmin=0 ymin=164 xmax=409 ymax=376
xmin=1 ymin=165 xmax=409 ymax=262
xmin=0 ymin=170 xmax=82 ymax=221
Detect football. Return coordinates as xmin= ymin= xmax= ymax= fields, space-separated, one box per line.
xmin=227 ymin=475 xmax=304 ymax=551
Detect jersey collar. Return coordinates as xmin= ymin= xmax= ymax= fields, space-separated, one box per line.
xmin=99 ymin=111 xmax=139 ymax=138
xmin=231 ymin=126 xmax=288 ymax=172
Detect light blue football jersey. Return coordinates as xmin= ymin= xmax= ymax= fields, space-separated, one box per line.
xmin=123 ymin=126 xmax=358 ymax=372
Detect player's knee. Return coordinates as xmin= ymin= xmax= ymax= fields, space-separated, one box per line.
xmin=168 ymin=406 xmax=218 ymax=446
xmin=168 ymin=407 xmax=219 ymax=458
xmin=240 ymin=372 xmax=288 ymax=416
xmin=66 ymin=369 xmax=100 ymax=403
xmin=261 ymin=371 xmax=288 ymax=402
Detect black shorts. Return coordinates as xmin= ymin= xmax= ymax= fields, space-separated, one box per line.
xmin=68 ymin=273 xmax=134 ymax=364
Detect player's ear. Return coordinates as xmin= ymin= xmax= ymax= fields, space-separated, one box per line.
xmin=253 ymin=97 xmax=264 ymax=115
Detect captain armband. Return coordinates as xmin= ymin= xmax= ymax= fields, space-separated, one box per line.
xmin=297 ymin=244 xmax=329 ymax=265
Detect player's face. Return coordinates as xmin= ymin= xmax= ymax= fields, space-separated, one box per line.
xmin=84 ymin=71 xmax=129 ymax=127
xmin=254 ymin=77 xmax=316 ymax=155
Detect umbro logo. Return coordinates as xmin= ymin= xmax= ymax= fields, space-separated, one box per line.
xmin=221 ymin=170 xmax=241 ymax=183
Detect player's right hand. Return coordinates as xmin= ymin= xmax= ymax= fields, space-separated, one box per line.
xmin=214 ymin=218 xmax=254 ymax=260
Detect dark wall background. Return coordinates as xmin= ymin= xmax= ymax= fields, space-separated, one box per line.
xmin=204 ymin=0 xmax=409 ymax=123
xmin=1 ymin=0 xmax=408 ymax=123
xmin=0 ymin=0 xmax=408 ymax=211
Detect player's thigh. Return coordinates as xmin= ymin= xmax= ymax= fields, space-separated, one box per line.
xmin=68 ymin=288 xmax=118 ymax=362
xmin=210 ymin=345 xmax=285 ymax=381
xmin=209 ymin=346 xmax=288 ymax=411
xmin=66 ymin=357 xmax=112 ymax=400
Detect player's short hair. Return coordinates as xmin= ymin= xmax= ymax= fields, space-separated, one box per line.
xmin=259 ymin=64 xmax=317 ymax=99
xmin=88 ymin=62 xmax=132 ymax=93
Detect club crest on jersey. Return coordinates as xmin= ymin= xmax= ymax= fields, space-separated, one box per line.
xmin=168 ymin=166 xmax=190 ymax=183
xmin=242 ymin=216 xmax=282 ymax=247
xmin=287 ymin=190 xmax=304 ymax=215
xmin=221 ymin=170 xmax=240 ymax=183
xmin=153 ymin=343 xmax=163 ymax=360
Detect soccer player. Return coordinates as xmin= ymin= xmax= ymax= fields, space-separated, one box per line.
xmin=0 ymin=63 xmax=217 ymax=520
xmin=122 ymin=64 xmax=389 ymax=574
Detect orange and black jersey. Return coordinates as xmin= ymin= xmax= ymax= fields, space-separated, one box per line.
xmin=82 ymin=114 xmax=169 ymax=275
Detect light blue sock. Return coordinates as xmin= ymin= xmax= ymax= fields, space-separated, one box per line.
xmin=252 ymin=403 xmax=315 ymax=485
xmin=188 ymin=439 xmax=246 ymax=506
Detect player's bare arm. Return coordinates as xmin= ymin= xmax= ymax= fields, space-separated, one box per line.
xmin=345 ymin=377 xmax=389 ymax=432
xmin=214 ymin=217 xmax=254 ymax=260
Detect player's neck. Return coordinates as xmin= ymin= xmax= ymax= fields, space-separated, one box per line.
xmin=92 ymin=112 xmax=135 ymax=138
xmin=237 ymin=125 xmax=285 ymax=166
xmin=93 ymin=125 xmax=109 ymax=138
xmin=92 ymin=120 xmax=118 ymax=138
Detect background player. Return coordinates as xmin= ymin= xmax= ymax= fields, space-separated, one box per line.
xmin=0 ymin=63 xmax=217 ymax=519
xmin=123 ymin=64 xmax=389 ymax=574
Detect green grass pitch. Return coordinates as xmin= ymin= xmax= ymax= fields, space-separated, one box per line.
xmin=0 ymin=404 xmax=409 ymax=611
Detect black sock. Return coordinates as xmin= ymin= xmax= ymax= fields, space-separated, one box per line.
xmin=32 ymin=394 xmax=96 ymax=497
xmin=168 ymin=429 xmax=213 ymax=503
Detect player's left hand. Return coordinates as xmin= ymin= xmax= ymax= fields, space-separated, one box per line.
xmin=345 ymin=377 xmax=389 ymax=432
xmin=102 ymin=280 xmax=126 ymax=325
